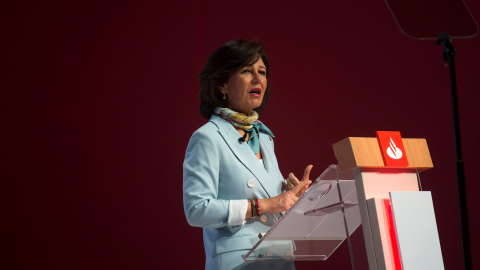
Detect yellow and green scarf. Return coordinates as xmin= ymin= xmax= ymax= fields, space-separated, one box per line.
xmin=214 ymin=107 xmax=274 ymax=154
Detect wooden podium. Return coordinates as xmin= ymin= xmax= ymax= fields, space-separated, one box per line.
xmin=333 ymin=135 xmax=444 ymax=269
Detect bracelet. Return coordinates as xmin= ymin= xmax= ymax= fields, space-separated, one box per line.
xmin=250 ymin=200 xmax=255 ymax=218
xmin=251 ymin=199 xmax=258 ymax=218
xmin=256 ymin=198 xmax=261 ymax=215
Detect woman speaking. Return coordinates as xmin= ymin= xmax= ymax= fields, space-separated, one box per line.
xmin=183 ymin=39 xmax=313 ymax=269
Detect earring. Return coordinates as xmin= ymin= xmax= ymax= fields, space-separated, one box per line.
xmin=223 ymin=92 xmax=226 ymax=100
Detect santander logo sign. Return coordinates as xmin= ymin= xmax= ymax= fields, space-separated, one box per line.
xmin=376 ymin=131 xmax=409 ymax=167
xmin=386 ymin=137 xmax=403 ymax=159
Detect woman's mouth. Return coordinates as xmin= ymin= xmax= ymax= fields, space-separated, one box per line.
xmin=249 ymin=88 xmax=262 ymax=97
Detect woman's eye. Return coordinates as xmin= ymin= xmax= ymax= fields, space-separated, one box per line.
xmin=241 ymin=69 xmax=251 ymax=74
xmin=259 ymin=70 xmax=266 ymax=75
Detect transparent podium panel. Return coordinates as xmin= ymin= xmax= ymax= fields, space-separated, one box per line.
xmin=243 ymin=165 xmax=361 ymax=262
xmin=385 ymin=0 xmax=478 ymax=39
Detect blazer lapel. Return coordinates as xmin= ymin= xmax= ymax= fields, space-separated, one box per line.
xmin=259 ymin=134 xmax=274 ymax=174
xmin=210 ymin=115 xmax=275 ymax=198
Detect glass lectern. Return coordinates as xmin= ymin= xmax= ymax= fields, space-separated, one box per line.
xmin=243 ymin=165 xmax=361 ymax=264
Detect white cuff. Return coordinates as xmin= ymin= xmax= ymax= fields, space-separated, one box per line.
xmin=228 ymin=200 xmax=248 ymax=226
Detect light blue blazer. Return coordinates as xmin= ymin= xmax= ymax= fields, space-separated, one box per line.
xmin=183 ymin=115 xmax=295 ymax=269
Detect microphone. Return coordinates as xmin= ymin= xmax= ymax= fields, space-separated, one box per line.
xmin=238 ymin=132 xmax=248 ymax=143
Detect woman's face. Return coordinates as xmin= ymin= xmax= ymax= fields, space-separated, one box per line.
xmin=221 ymin=58 xmax=267 ymax=115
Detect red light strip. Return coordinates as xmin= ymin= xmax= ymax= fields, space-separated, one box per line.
xmin=384 ymin=199 xmax=402 ymax=269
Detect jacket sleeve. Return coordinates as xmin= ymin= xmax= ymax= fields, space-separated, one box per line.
xmin=183 ymin=128 xmax=231 ymax=229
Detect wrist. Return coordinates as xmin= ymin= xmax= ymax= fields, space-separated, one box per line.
xmin=258 ymin=198 xmax=269 ymax=214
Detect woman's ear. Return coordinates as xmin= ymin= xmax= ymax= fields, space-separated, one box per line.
xmin=218 ymin=85 xmax=226 ymax=94
xmin=219 ymin=85 xmax=227 ymax=101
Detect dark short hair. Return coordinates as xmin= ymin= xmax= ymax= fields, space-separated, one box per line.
xmin=198 ymin=39 xmax=270 ymax=119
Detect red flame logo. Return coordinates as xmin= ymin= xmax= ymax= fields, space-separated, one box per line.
xmin=386 ymin=137 xmax=403 ymax=159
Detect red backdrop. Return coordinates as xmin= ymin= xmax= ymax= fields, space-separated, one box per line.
xmin=3 ymin=1 xmax=480 ymax=269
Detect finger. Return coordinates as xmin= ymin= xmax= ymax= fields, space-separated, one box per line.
xmin=289 ymin=178 xmax=309 ymax=193
xmin=302 ymin=181 xmax=311 ymax=190
xmin=295 ymin=180 xmax=312 ymax=197
xmin=302 ymin=164 xmax=313 ymax=180
xmin=288 ymin=173 xmax=300 ymax=185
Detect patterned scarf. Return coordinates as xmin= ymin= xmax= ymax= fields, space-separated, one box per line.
xmin=214 ymin=107 xmax=275 ymax=154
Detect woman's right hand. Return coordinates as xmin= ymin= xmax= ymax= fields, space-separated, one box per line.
xmin=259 ymin=165 xmax=313 ymax=214
xmin=286 ymin=165 xmax=313 ymax=191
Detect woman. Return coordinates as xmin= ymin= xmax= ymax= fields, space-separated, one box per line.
xmin=183 ymin=39 xmax=313 ymax=269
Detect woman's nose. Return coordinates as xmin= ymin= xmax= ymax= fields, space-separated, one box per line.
xmin=251 ymin=71 xmax=260 ymax=84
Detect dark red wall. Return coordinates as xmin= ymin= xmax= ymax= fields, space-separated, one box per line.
xmin=3 ymin=1 xmax=480 ymax=269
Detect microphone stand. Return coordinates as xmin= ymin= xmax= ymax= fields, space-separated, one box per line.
xmin=436 ymin=33 xmax=472 ymax=270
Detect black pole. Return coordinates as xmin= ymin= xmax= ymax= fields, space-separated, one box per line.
xmin=437 ymin=33 xmax=472 ymax=270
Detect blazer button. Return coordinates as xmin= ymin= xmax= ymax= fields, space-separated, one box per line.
xmin=247 ymin=180 xmax=255 ymax=188
xmin=261 ymin=214 xmax=267 ymax=223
